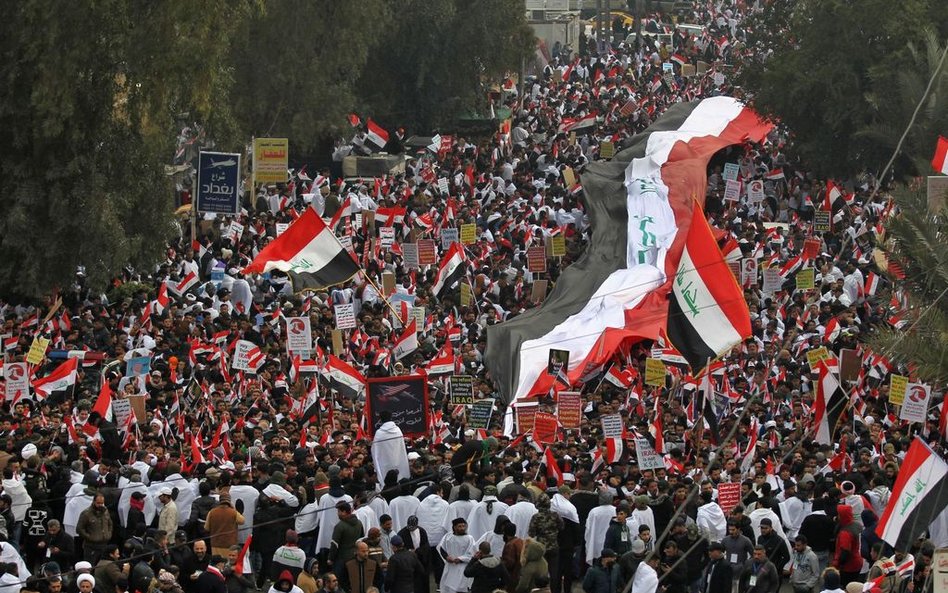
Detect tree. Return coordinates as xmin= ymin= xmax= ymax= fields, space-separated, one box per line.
xmin=357 ymin=0 xmax=535 ymax=131
xmin=229 ymin=0 xmax=388 ymax=153
xmin=739 ymin=0 xmax=948 ymax=178
xmin=0 ymin=1 xmax=250 ymax=299
xmin=868 ymin=186 xmax=948 ymax=384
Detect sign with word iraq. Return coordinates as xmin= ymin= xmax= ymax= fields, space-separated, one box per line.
xmin=197 ymin=151 xmax=241 ymax=214
xmin=449 ymin=374 xmax=475 ymax=405
xmin=635 ymin=438 xmax=665 ymax=470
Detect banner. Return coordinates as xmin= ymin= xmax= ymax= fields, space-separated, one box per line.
xmin=527 ymin=246 xmax=547 ymax=273
xmin=813 ymin=210 xmax=831 ymax=232
xmin=285 ymin=317 xmax=312 ymax=354
xmin=557 ymin=391 xmax=582 ymax=429
xmin=196 ymin=151 xmax=241 ymax=214
xmin=253 ymin=138 xmax=289 ymax=184
xmin=417 ymin=240 xmax=437 ymax=265
xmin=514 ymin=402 xmax=538 ymax=434
xmin=365 ymin=375 xmax=429 ymax=438
xmin=635 ymin=438 xmax=665 ymax=470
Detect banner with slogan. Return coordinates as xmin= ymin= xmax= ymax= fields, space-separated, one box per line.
xmin=253 ymin=138 xmax=289 ymax=183
xmin=533 ymin=412 xmax=559 ymax=445
xmin=556 ymin=391 xmax=582 ymax=429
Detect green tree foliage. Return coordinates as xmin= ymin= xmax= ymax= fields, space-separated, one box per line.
xmin=740 ymin=0 xmax=948 ymax=178
xmin=0 ymin=1 xmax=251 ymax=299
xmin=229 ymin=0 xmax=388 ymax=153
xmin=868 ymin=187 xmax=948 ymax=384
xmin=357 ymin=0 xmax=535 ymax=130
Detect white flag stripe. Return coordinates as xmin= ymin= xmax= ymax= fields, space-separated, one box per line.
xmin=257 ymin=227 xmax=343 ymax=274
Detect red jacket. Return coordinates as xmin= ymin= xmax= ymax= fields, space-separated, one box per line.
xmin=834 ymin=504 xmax=862 ymax=572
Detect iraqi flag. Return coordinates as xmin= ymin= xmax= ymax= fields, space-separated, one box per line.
xmin=426 ymin=341 xmax=456 ymax=375
xmin=876 ymin=437 xmax=948 ymax=549
xmin=32 ymin=358 xmax=79 ymax=400
xmin=813 ymin=360 xmax=847 ymax=445
xmin=170 ymin=271 xmax=198 ymax=295
xmin=366 ymin=119 xmax=390 ymax=150
xmin=325 ymin=355 xmax=365 ymax=398
xmin=666 ymin=202 xmax=751 ymax=372
xmin=543 ymin=447 xmax=564 ymax=486
xmin=864 ymin=272 xmax=880 ymax=297
xmin=242 ymin=208 xmax=360 ymax=291
xmin=485 ymin=97 xmax=771 ymax=404
xmin=557 ymin=113 xmax=597 ymax=134
xmin=392 ymin=319 xmax=419 ymax=361
xmin=932 ymin=136 xmax=948 ymax=175
xmin=432 ymin=242 xmax=466 ymax=298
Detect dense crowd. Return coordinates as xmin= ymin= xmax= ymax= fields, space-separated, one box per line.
xmin=0 ymin=3 xmax=944 ymax=593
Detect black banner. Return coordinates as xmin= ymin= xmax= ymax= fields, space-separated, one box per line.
xmin=366 ymin=375 xmax=429 ymax=438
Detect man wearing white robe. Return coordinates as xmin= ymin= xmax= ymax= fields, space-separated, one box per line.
xmin=467 ymin=486 xmax=509 ymax=541
xmin=314 ymin=480 xmax=353 ymax=555
xmin=438 ymin=518 xmax=475 ymax=593
xmin=504 ymin=494 xmax=537 ymax=539
xmin=585 ymin=490 xmax=617 ymax=565
xmin=416 ymin=485 xmax=451 ymax=555
xmin=371 ymin=414 xmax=410 ymax=487
xmin=442 ymin=487 xmax=478 ymax=536
xmin=475 ymin=516 xmax=511 ymax=557
xmin=626 ymin=496 xmax=656 ymax=540
xmin=778 ymin=488 xmax=811 ymax=540
xmin=696 ymin=492 xmax=727 ymax=542
xmin=389 ymin=483 xmax=420 ymax=533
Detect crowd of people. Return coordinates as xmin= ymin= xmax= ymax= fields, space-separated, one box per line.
xmin=0 ymin=3 xmax=944 ymax=593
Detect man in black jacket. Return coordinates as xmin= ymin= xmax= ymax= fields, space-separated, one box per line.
xmin=396 ymin=516 xmax=431 ymax=593
xmin=385 ymin=535 xmax=424 ymax=593
xmin=464 ymin=541 xmax=509 ymax=593
xmin=704 ymin=542 xmax=734 ymax=593
xmin=86 ymin=412 xmax=122 ymax=462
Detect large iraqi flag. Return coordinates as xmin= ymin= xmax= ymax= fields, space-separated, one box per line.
xmin=876 ymin=437 xmax=948 ymax=550
xmin=485 ymin=97 xmax=771 ymax=403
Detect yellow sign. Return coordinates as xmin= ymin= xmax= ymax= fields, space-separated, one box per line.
xmin=549 ymin=235 xmax=566 ymax=257
xmin=460 ymin=282 xmax=472 ymax=307
xmin=645 ymin=358 xmax=666 ymax=386
xmin=889 ymin=374 xmax=908 ymax=405
xmin=460 ymin=223 xmax=477 ymax=245
xmin=806 ymin=347 xmax=831 ymax=371
xmin=562 ymin=167 xmax=576 ymax=188
xmin=795 ymin=268 xmax=815 ymax=290
xmin=600 ymin=141 xmax=615 ymax=160
xmin=26 ymin=336 xmax=49 ymax=365
xmin=253 ymin=138 xmax=289 ymax=184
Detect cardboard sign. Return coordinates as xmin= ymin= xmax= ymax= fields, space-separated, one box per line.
xmin=557 ymin=391 xmax=582 ymax=429
xmin=889 ymin=374 xmax=908 ymax=405
xmin=803 ymin=238 xmax=821 ymax=259
xmin=795 ymin=268 xmax=815 ymax=290
xmin=562 ymin=167 xmax=576 ymax=188
xmin=723 ymin=163 xmax=740 ymax=182
xmin=549 ymin=235 xmax=566 ymax=257
xmin=285 ymin=316 xmax=313 ymax=353
xmin=933 ymin=548 xmax=948 ymax=593
xmin=334 ymin=303 xmax=356 ymax=330
xmin=531 ymin=279 xmax=548 ymax=303
xmin=534 ymin=412 xmax=559 ymax=445
xmin=3 ymin=363 xmax=28 ymax=401
xmin=253 ymin=138 xmax=289 ymax=184
xmin=112 ymin=398 xmax=133 ymax=428
xmin=547 ymin=349 xmax=570 ymax=375
xmin=449 ymin=374 xmax=475 ymax=405
xmin=814 ymin=210 xmax=831 ymax=232
xmin=900 ymin=383 xmax=931 ymax=423
xmin=381 ymin=271 xmax=396 ymax=296
xmin=515 ymin=403 xmax=538 ymax=434
xmin=411 ymin=306 xmax=425 ymax=332
xmin=379 ymin=226 xmax=396 ymax=249
xmin=458 ymin=282 xmax=471 ymax=307
xmin=601 ymin=414 xmax=624 ymax=438
xmin=806 ymin=347 xmax=832 ymax=371
xmin=747 ymin=179 xmax=765 ymax=203
xmin=125 ymin=356 xmax=152 ymax=377
xmin=762 ymin=267 xmax=782 ymax=295
xmin=527 ymin=246 xmax=547 ymax=273
xmin=467 ymin=398 xmax=494 ymax=430
xmin=741 ymin=258 xmax=758 ymax=286
xmin=331 ymin=329 xmax=344 ymax=355
xmin=441 ymin=228 xmax=460 ymax=249
xmin=232 ymin=340 xmax=258 ymax=371
xmin=723 ymin=179 xmax=741 ymax=201
xmin=460 ymin=223 xmax=477 ymax=245
xmin=599 ymin=141 xmax=615 ymax=160
xmin=417 ymin=239 xmax=437 ymax=265
xmin=402 ymin=243 xmax=419 ymax=269
xmin=26 ymin=337 xmax=49 ymax=365
xmin=645 ymin=358 xmax=666 ymax=386
xmin=127 ymin=395 xmax=147 ymax=424
xmin=338 ymin=235 xmax=354 ymax=253
xmin=635 ymin=438 xmax=665 ymax=470
xmin=717 ymin=482 xmax=742 ymax=515
xmin=681 ymin=64 xmax=696 ymax=77
xmin=839 ymin=349 xmax=862 ymax=384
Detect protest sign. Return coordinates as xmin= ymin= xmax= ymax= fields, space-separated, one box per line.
xmin=441 ymin=228 xmax=459 ymax=249
xmin=795 ymin=268 xmax=815 ymax=290
xmin=527 ymin=246 xmax=547 ymax=273
xmin=900 ymin=383 xmax=931 ymax=423
xmin=562 ymin=167 xmax=576 ymax=187
xmin=662 ymin=62 xmax=673 ymax=73
xmin=402 ymin=243 xmax=419 ymax=269
xmin=549 ymin=235 xmax=566 ymax=257
xmin=232 ymin=340 xmax=257 ymax=371
xmin=723 ymin=163 xmax=740 ymax=182
xmin=839 ymin=349 xmax=862 ymax=384
xmin=253 ymin=138 xmax=288 ymax=183
xmin=889 ymin=374 xmax=908 ymax=405
xmin=467 ymin=398 xmax=494 ymax=430
xmin=381 ymin=271 xmax=396 ymax=296
xmin=806 ymin=347 xmax=832 ymax=371
xmin=366 ymin=375 xmax=429 ymax=437
xmin=338 ymin=235 xmax=353 ymax=253
xmin=125 ymin=356 xmax=151 ymax=377
xmin=548 ymin=349 xmax=570 ymax=375
xmin=813 ymin=210 xmax=831 ymax=232
xmin=762 ymin=267 xmax=782 ymax=295
xmin=331 ymin=329 xmax=344 ymax=355
xmin=747 ymin=179 xmax=765 ymax=202
xmin=334 ymin=304 xmax=356 ymax=330
xmin=460 ymin=223 xmax=477 ymax=245
xmin=3 ymin=363 xmax=28 ymax=401
xmin=557 ymin=391 xmax=582 ymax=429
xmin=285 ymin=317 xmax=312 ymax=354
xmin=460 ymin=282 xmax=472 ymax=306
xmin=26 ymin=336 xmax=49 ymax=365
xmin=275 ymin=222 xmax=289 ymax=236
xmin=717 ymin=483 xmax=742 ymax=515
xmin=411 ymin=306 xmax=425 ymax=332
xmin=723 ymin=179 xmax=741 ymax=201
xmin=645 ymin=358 xmax=666 ymax=386
xmin=379 ymin=226 xmax=396 ymax=249
xmin=437 ymin=177 xmax=450 ymax=195
xmin=741 ymin=258 xmax=758 ymax=286
xmin=449 ymin=375 xmax=475 ymax=405
xmin=531 ymin=280 xmax=548 ymax=303
xmin=635 ymin=438 xmax=665 ymax=470
xmin=112 ymin=398 xmax=133 ymax=428
xmin=803 ymin=238 xmax=821 ymax=259
xmin=601 ymin=413 xmax=623 ymax=438
xmin=127 ymin=395 xmax=146 ymax=423
xmin=515 ymin=403 xmax=538 ymax=434
xmin=229 ymin=221 xmax=244 ymax=243
xmin=534 ymin=412 xmax=559 ymax=445
xmin=599 ymin=141 xmax=615 ymax=159
xmin=196 ymin=151 xmax=241 ymax=214
xmin=713 ymin=71 xmax=725 ymax=86
xmin=417 ymin=239 xmax=437 ymax=265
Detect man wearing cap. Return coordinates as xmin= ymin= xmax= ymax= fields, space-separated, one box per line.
xmin=704 ymin=542 xmax=734 ymax=593
xmin=75 ymin=573 xmax=96 ymax=593
xmin=205 ymin=493 xmax=245 ymax=557
xmin=438 ymin=517 xmax=475 ymax=593
xmin=583 ymin=548 xmax=618 ymax=593
xmin=157 ymin=487 xmax=178 ymax=536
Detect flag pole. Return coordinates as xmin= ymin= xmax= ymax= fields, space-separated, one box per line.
xmin=363 ymin=273 xmax=407 ymax=322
